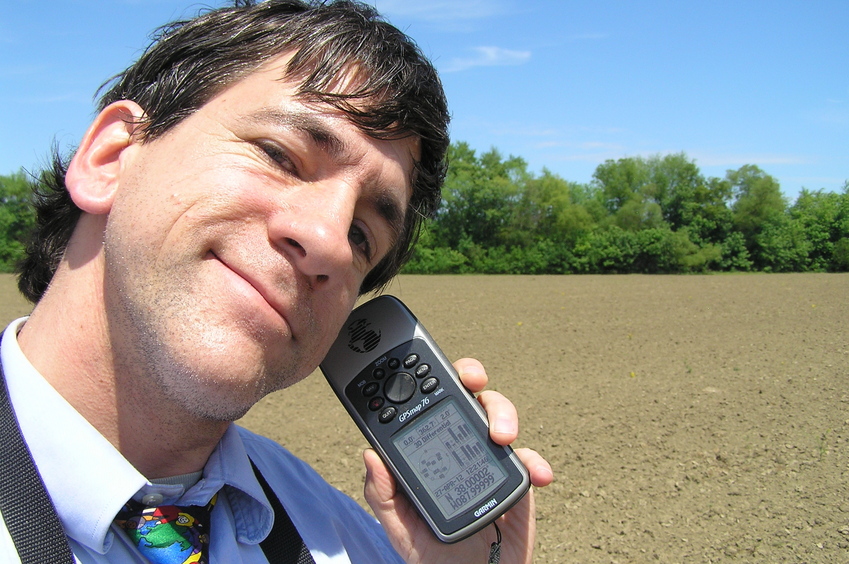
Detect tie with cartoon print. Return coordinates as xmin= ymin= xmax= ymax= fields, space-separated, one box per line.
xmin=115 ymin=494 xmax=217 ymax=564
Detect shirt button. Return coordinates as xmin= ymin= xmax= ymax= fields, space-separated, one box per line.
xmin=141 ymin=493 xmax=164 ymax=506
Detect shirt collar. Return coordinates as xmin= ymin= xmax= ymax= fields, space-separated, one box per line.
xmin=1 ymin=318 xmax=146 ymax=554
xmin=1 ymin=318 xmax=274 ymax=550
xmin=197 ymin=424 xmax=275 ymax=545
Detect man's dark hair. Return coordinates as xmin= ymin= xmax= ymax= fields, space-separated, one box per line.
xmin=18 ymin=0 xmax=449 ymax=301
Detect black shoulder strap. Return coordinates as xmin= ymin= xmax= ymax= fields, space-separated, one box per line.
xmin=0 ymin=353 xmax=316 ymax=564
xmin=250 ymin=460 xmax=317 ymax=564
xmin=0 ymin=359 xmax=76 ymax=563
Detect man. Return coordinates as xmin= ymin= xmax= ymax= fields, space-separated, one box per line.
xmin=1 ymin=1 xmax=552 ymax=562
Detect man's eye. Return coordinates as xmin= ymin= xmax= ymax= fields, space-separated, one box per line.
xmin=349 ymin=224 xmax=373 ymax=260
xmin=257 ymin=141 xmax=297 ymax=175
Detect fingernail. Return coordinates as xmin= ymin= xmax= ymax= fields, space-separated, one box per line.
xmin=493 ymin=415 xmax=518 ymax=436
xmin=459 ymin=365 xmax=485 ymax=378
xmin=537 ymin=465 xmax=554 ymax=483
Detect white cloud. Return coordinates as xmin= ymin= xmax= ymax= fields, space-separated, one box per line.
xmin=786 ymin=176 xmax=846 ymax=186
xmin=554 ymin=152 xmax=622 ymax=163
xmin=803 ymin=104 xmax=849 ymax=127
xmin=442 ymin=46 xmax=531 ymax=73
xmin=577 ymin=141 xmax=623 ymax=151
xmin=541 ymin=148 xmax=813 ymax=170
xmin=688 ymin=152 xmax=813 ymax=167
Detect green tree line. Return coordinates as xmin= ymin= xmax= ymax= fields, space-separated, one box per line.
xmin=404 ymin=143 xmax=849 ymax=274
xmin=0 ymin=170 xmax=36 ymax=273
xmin=1 ymin=147 xmax=848 ymax=274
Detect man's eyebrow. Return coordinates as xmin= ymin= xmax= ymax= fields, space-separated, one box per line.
xmin=246 ymin=107 xmax=409 ymax=254
xmin=371 ymin=189 xmax=407 ymax=252
xmin=248 ymin=108 xmax=348 ymax=160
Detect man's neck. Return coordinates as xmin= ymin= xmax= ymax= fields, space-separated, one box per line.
xmin=17 ymin=260 xmax=229 ymax=479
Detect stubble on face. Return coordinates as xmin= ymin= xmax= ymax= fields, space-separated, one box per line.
xmin=100 ymin=168 xmax=335 ymax=423
xmin=103 ymin=233 xmax=312 ymax=422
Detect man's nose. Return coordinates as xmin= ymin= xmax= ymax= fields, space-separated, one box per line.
xmin=267 ymin=183 xmax=356 ymax=286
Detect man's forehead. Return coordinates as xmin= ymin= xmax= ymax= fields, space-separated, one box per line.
xmin=218 ymin=54 xmax=418 ymax=145
xmin=241 ymin=51 xmax=365 ymax=106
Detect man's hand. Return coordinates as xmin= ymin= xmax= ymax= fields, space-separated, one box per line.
xmin=363 ymin=358 xmax=554 ymax=564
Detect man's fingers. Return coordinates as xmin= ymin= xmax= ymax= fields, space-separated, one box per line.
xmin=363 ymin=448 xmax=396 ymax=505
xmin=476 ymin=389 xmax=519 ymax=445
xmin=453 ymin=358 xmax=488 ymax=393
xmin=515 ymin=447 xmax=554 ymax=487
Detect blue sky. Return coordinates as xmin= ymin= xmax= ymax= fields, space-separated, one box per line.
xmin=1 ymin=1 xmax=846 ymax=201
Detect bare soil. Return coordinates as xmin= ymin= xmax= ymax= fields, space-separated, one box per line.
xmin=3 ymin=273 xmax=847 ymax=562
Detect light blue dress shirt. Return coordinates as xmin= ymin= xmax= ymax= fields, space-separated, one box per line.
xmin=0 ymin=318 xmax=404 ymax=563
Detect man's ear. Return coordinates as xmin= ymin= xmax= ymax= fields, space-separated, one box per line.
xmin=65 ymin=100 xmax=146 ymax=214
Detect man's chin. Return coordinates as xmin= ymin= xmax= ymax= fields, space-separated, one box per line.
xmin=168 ymin=375 xmax=271 ymax=423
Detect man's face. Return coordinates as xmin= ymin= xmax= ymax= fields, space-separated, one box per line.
xmin=102 ymin=55 xmax=417 ymax=421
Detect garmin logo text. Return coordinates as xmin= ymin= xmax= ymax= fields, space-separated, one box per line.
xmin=474 ymin=498 xmax=498 ymax=518
xmin=346 ymin=318 xmax=381 ymax=353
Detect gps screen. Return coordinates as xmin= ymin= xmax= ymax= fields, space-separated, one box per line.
xmin=392 ymin=397 xmax=508 ymax=519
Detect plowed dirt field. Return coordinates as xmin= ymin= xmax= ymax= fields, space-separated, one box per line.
xmin=3 ymin=273 xmax=847 ymax=562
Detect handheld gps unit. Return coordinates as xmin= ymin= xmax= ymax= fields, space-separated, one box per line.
xmin=320 ymin=295 xmax=530 ymax=543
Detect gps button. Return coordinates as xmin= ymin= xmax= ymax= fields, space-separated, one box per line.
xmin=384 ymin=373 xmax=416 ymax=404
xmin=420 ymin=377 xmax=439 ymax=394
xmin=378 ymin=406 xmax=397 ymax=423
xmin=403 ymin=354 xmax=419 ymax=368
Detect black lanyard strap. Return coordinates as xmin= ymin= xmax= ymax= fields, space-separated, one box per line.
xmin=0 ymin=360 xmax=76 ymax=563
xmin=0 ymin=353 xmax=317 ymax=564
xmin=250 ymin=460 xmax=317 ymax=564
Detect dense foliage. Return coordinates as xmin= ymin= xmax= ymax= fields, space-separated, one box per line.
xmin=404 ymin=143 xmax=849 ymax=274
xmin=1 ymin=147 xmax=847 ymax=274
xmin=0 ymin=170 xmax=36 ymax=273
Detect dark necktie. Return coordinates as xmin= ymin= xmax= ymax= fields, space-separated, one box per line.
xmin=114 ymin=493 xmax=217 ymax=564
